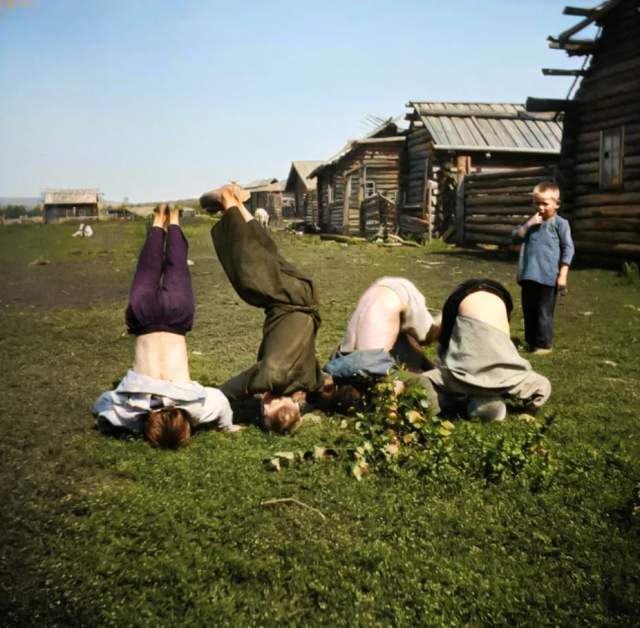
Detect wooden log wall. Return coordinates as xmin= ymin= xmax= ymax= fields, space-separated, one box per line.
xmin=461 ymin=167 xmax=555 ymax=246
xmin=317 ymin=144 xmax=402 ymax=235
xmin=558 ymin=0 xmax=640 ymax=259
xmin=303 ymin=190 xmax=319 ymax=226
xmin=361 ymin=193 xmax=397 ymax=238
xmin=404 ymin=124 xmax=430 ymax=206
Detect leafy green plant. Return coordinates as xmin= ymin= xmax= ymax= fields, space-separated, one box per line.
xmin=621 ymin=261 xmax=640 ymax=286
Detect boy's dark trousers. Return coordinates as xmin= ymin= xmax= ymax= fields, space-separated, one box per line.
xmin=520 ymin=280 xmax=557 ymax=350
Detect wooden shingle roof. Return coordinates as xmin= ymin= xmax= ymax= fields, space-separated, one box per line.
xmin=406 ymin=102 xmax=562 ymax=154
xmin=43 ymin=189 xmax=100 ymax=204
xmin=284 ymin=161 xmax=323 ymax=193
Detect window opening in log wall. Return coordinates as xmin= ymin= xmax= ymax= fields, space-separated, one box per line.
xmin=599 ymin=126 xmax=624 ymax=189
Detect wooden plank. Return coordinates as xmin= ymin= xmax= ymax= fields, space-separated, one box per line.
xmin=465 ymin=223 xmax=514 ymax=235
xmin=465 ymin=206 xmax=532 ymax=217
xmin=542 ymin=68 xmax=587 ymax=76
xmin=465 ymin=175 xmax=551 ymax=191
xmin=572 ymin=217 xmax=640 ymax=231
xmin=571 ymin=229 xmax=640 ymax=244
xmin=562 ymin=6 xmax=595 ymax=17
xmin=455 ymin=179 xmax=465 ymax=245
xmin=466 ymin=184 xmax=543 ymax=196
xmin=466 ymin=215 xmax=522 ymax=225
xmin=464 ymin=166 xmax=550 ymax=181
xmin=467 ymin=194 xmax=532 ymax=207
xmin=572 ymin=205 xmax=640 ymax=219
xmin=574 ymin=193 xmax=640 ymax=206
xmin=572 ymin=240 xmax=640 ymax=258
xmin=464 ymin=232 xmax=511 ymax=245
xmin=526 ymin=97 xmax=574 ymax=112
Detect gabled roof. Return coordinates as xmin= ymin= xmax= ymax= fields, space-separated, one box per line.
xmin=43 ymin=189 xmax=100 ymax=204
xmin=310 ymin=116 xmax=407 ymax=178
xmin=406 ymin=101 xmax=562 ymax=154
xmin=284 ymin=161 xmax=323 ymax=193
xmin=242 ymin=178 xmax=282 ymax=193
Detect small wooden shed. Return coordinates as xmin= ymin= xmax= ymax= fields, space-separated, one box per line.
xmin=528 ymin=0 xmax=640 ymax=260
xmin=242 ymin=178 xmax=284 ymax=222
xmin=43 ymin=189 xmax=100 ymax=224
xmin=310 ymin=118 xmax=407 ymax=236
xmin=402 ymin=102 xmax=562 ymax=240
xmin=284 ymin=161 xmax=323 ymax=225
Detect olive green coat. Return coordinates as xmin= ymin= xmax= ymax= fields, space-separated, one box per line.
xmin=211 ymin=207 xmax=322 ymax=399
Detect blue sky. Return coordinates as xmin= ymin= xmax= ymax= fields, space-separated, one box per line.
xmin=0 ymin=0 xmax=597 ymax=202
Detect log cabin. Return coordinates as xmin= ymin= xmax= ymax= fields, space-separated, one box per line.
xmin=528 ymin=0 xmax=640 ymax=260
xmin=43 ymin=189 xmax=100 ymax=224
xmin=284 ymin=161 xmax=322 ymax=225
xmin=242 ymin=178 xmax=284 ymax=224
xmin=310 ymin=118 xmax=407 ymax=236
xmin=402 ymin=102 xmax=562 ymax=240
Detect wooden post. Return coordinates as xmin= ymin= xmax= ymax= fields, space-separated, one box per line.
xmin=421 ymin=157 xmax=431 ymax=242
xmin=456 ymin=179 xmax=466 ymax=245
xmin=343 ymin=175 xmax=352 ymax=235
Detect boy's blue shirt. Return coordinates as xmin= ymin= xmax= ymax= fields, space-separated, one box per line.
xmin=512 ymin=214 xmax=575 ymax=287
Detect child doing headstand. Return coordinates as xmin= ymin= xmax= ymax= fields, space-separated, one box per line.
xmin=94 ymin=204 xmax=239 ymax=448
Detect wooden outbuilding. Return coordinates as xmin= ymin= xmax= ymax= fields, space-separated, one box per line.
xmin=528 ymin=0 xmax=640 ymax=260
xmin=43 ymin=189 xmax=100 ymax=224
xmin=242 ymin=178 xmax=284 ymax=223
xmin=284 ymin=161 xmax=323 ymax=226
xmin=310 ymin=118 xmax=407 ymax=236
xmin=402 ymin=102 xmax=562 ymax=240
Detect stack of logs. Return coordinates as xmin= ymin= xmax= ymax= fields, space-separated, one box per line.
xmin=459 ymin=167 xmax=555 ymax=246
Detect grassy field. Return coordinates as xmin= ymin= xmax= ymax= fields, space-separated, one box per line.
xmin=1 ymin=220 xmax=639 ymax=627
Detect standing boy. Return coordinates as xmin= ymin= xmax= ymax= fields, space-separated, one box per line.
xmin=512 ymin=181 xmax=575 ymax=354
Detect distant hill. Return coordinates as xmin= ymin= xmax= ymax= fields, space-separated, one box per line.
xmin=0 ymin=197 xmax=41 ymax=209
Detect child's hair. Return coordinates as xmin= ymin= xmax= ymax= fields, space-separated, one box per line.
xmin=144 ymin=407 xmax=192 ymax=449
xmin=263 ymin=402 xmax=301 ymax=435
xmin=335 ymin=383 xmax=363 ymax=412
xmin=532 ymin=181 xmax=560 ymax=198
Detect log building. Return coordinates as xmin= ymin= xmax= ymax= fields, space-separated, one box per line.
xmin=528 ymin=0 xmax=640 ymax=260
xmin=284 ymin=161 xmax=322 ymax=225
xmin=43 ymin=189 xmax=100 ymax=224
xmin=242 ymin=178 xmax=284 ymax=223
xmin=402 ymin=102 xmax=561 ymax=240
xmin=310 ymin=118 xmax=407 ymax=235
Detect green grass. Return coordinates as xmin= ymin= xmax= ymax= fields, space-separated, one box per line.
xmin=1 ymin=221 xmax=639 ymax=626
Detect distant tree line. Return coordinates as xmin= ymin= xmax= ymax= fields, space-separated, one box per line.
xmin=0 ymin=205 xmax=43 ymax=219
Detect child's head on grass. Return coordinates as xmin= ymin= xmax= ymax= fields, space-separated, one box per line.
xmin=261 ymin=392 xmax=301 ymax=434
xmin=144 ymin=407 xmax=192 ymax=449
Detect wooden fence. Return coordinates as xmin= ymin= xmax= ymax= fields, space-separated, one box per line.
xmin=456 ymin=167 xmax=556 ymax=246
xmin=361 ymin=193 xmax=397 ymax=239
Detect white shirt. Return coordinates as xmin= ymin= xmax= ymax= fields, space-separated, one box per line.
xmin=93 ymin=369 xmax=234 ymax=433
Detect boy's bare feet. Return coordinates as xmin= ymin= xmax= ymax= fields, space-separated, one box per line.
xmin=153 ymin=203 xmax=169 ymax=230
xmin=168 ymin=204 xmax=180 ymax=225
xmin=200 ymin=184 xmax=250 ymax=213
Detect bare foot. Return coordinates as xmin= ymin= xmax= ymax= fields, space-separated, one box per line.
xmin=168 ymin=204 xmax=180 ymax=225
xmin=152 ymin=204 xmax=168 ymax=230
xmin=200 ymin=184 xmax=251 ymax=213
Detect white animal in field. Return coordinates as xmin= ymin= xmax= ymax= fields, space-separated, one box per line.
xmin=72 ymin=223 xmax=94 ymax=237
xmin=254 ymin=207 xmax=269 ymax=229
